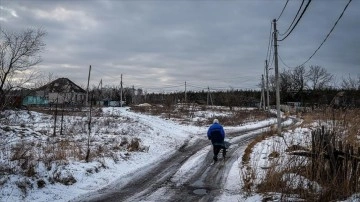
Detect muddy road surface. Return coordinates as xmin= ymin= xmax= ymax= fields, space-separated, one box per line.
xmin=71 ymin=125 xmax=274 ymax=202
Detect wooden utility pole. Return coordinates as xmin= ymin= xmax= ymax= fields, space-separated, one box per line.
xmin=60 ymin=103 xmax=64 ymax=136
xmin=265 ymin=60 xmax=270 ymax=110
xmin=207 ymin=86 xmax=213 ymax=106
xmin=132 ymin=85 xmax=135 ymax=104
xmin=207 ymin=86 xmax=210 ymax=105
xmin=53 ymin=97 xmax=58 ymax=136
xmin=85 ymin=65 xmax=92 ymax=162
xmin=120 ymin=74 xmax=123 ymax=107
xmin=273 ymin=19 xmax=281 ymax=135
xmin=97 ymin=79 xmax=102 ymax=105
xmin=260 ymin=77 xmax=263 ymax=109
xmin=86 ymin=65 xmax=91 ymax=107
xmin=261 ymin=74 xmax=265 ymax=110
xmin=185 ymin=81 xmax=187 ymax=103
xmin=97 ymin=79 xmax=102 ymax=90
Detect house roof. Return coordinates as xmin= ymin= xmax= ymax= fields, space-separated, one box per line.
xmin=37 ymin=78 xmax=86 ymax=93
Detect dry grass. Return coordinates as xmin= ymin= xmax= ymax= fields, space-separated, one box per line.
xmin=301 ymin=108 xmax=360 ymax=146
xmin=244 ymin=108 xmax=360 ymax=201
xmin=242 ymin=126 xmax=277 ymax=164
xmin=131 ymin=104 xmax=273 ymax=127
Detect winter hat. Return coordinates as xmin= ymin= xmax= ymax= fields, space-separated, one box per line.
xmin=213 ymin=119 xmax=219 ymax=124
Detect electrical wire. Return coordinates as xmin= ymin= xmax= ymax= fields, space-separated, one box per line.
xmin=268 ymin=45 xmax=275 ymax=68
xmin=278 ymin=0 xmax=312 ymax=41
xmin=277 ymin=0 xmax=289 ymax=21
xmin=278 ymin=0 xmax=353 ymax=68
xmin=90 ymin=66 xmax=254 ymax=92
xmin=186 ymin=84 xmax=206 ymax=89
xmin=279 ymin=0 xmax=305 ymax=36
xmin=92 ymin=67 xmax=120 ymax=80
xmin=265 ymin=22 xmax=273 ymax=63
xmin=267 ymin=33 xmax=274 ymax=65
xmin=298 ymin=0 xmax=352 ymax=66
xmin=140 ymin=84 xmax=184 ymax=90
xmin=278 ymin=53 xmax=294 ymax=68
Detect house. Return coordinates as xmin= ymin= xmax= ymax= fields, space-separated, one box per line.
xmin=23 ymin=78 xmax=86 ymax=106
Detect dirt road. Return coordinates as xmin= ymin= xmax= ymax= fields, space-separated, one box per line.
xmin=70 ymin=123 xmax=272 ymax=202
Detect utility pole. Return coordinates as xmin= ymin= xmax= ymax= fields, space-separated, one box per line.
xmin=98 ymin=79 xmax=102 ymax=89
xmin=53 ymin=96 xmax=58 ymax=136
xmin=259 ymin=77 xmax=263 ymax=109
xmin=86 ymin=65 xmax=91 ymax=107
xmin=97 ymin=79 xmax=102 ymax=105
xmin=120 ymin=74 xmax=123 ymax=107
xmin=85 ymin=65 xmax=92 ymax=140
xmin=185 ymin=81 xmax=187 ymax=104
xmin=261 ymin=74 xmax=265 ymax=110
xmin=265 ymin=60 xmax=270 ymax=111
xmin=207 ymin=86 xmax=213 ymax=106
xmin=207 ymin=86 xmax=210 ymax=105
xmin=273 ymin=19 xmax=281 ymax=136
xmin=85 ymin=65 xmax=92 ymax=160
xmin=132 ymin=85 xmax=135 ymax=104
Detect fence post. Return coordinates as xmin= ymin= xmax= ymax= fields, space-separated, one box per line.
xmin=337 ymin=141 xmax=344 ymax=184
xmin=326 ymin=131 xmax=336 ymax=177
xmin=354 ymin=147 xmax=360 ymax=191
xmin=345 ymin=144 xmax=350 ymax=181
xmin=311 ymin=130 xmax=316 ymax=180
xmin=350 ymin=146 xmax=357 ymax=192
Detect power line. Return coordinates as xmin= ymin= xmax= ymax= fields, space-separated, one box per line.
xmin=298 ymin=0 xmax=353 ymax=66
xmin=187 ymin=84 xmax=206 ymax=89
xmin=277 ymin=0 xmax=289 ymax=21
xmin=279 ymin=0 xmax=305 ymax=36
xmin=268 ymin=33 xmax=274 ymax=66
xmin=265 ymin=22 xmax=273 ymax=62
xmin=92 ymin=67 xmax=119 ymax=80
xmin=278 ymin=53 xmax=295 ymax=68
xmin=268 ymin=36 xmax=275 ymax=69
xmin=189 ymin=75 xmax=254 ymax=83
xmin=279 ymin=0 xmax=353 ymax=68
xmin=278 ymin=0 xmax=312 ymax=42
xmin=139 ymin=84 xmax=184 ymax=90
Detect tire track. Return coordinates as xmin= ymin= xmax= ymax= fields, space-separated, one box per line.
xmin=72 ymin=117 xmax=297 ymax=202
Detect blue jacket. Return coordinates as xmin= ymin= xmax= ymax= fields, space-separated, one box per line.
xmin=207 ymin=123 xmax=225 ymax=145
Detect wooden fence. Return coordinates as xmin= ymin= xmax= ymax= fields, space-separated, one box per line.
xmin=292 ymin=126 xmax=360 ymax=194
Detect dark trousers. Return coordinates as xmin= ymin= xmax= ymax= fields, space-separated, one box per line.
xmin=213 ymin=145 xmax=226 ymax=159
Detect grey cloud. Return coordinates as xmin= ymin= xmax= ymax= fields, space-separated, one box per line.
xmin=1 ymin=0 xmax=359 ymax=91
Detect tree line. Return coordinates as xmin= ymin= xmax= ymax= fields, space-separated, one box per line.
xmin=1 ymin=28 xmax=359 ymax=110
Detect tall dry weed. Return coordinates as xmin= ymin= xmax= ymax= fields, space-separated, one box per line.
xmin=251 ymin=108 xmax=360 ymax=201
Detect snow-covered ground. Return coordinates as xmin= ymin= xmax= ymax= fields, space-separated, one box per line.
xmin=0 ymin=107 xmax=358 ymax=202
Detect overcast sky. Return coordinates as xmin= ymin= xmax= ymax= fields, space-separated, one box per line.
xmin=1 ymin=0 xmax=359 ymax=92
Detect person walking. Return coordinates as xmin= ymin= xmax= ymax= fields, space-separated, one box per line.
xmin=207 ymin=119 xmax=226 ymax=162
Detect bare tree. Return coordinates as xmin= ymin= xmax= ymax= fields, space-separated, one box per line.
xmin=341 ymin=74 xmax=360 ymax=90
xmin=280 ymin=69 xmax=293 ymax=93
xmin=0 ymin=28 xmax=46 ymax=109
xmin=306 ymin=65 xmax=333 ymax=90
xmin=291 ymin=65 xmax=307 ymax=92
xmin=268 ymin=74 xmax=276 ymax=92
xmin=34 ymin=72 xmax=59 ymax=88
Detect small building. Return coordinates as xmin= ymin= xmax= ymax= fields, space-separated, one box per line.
xmin=22 ymin=96 xmax=48 ymax=106
xmin=23 ymin=78 xmax=86 ymax=106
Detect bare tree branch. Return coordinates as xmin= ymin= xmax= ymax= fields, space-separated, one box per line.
xmin=0 ymin=28 xmax=46 ymax=110
xmin=306 ymin=65 xmax=334 ymax=90
xmin=341 ymin=74 xmax=360 ymax=90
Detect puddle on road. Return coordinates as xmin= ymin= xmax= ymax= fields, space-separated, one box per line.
xmin=193 ymin=189 xmax=208 ymax=195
